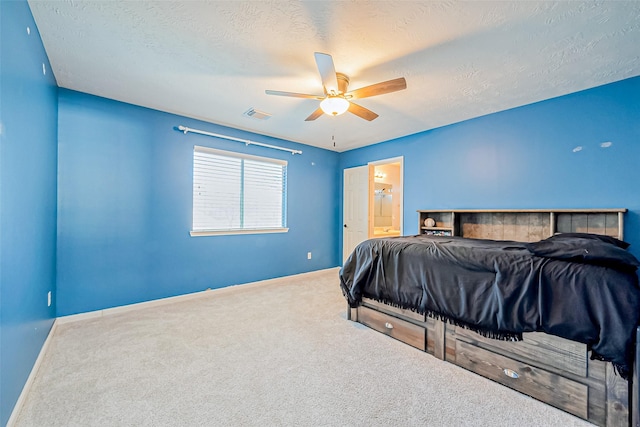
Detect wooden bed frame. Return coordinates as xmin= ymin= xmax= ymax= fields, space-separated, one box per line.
xmin=347 ymin=208 xmax=638 ymax=427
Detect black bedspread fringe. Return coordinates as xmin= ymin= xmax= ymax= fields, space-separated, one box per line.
xmin=366 ymin=296 xmax=523 ymax=342
xmin=590 ymin=351 xmax=630 ymax=380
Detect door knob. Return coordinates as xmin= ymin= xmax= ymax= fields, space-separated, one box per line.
xmin=344 ymin=224 xmax=347 ymax=228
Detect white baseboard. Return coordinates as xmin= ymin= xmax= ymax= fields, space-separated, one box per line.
xmin=57 ymin=267 xmax=340 ymax=324
xmin=7 ymin=320 xmax=58 ymax=427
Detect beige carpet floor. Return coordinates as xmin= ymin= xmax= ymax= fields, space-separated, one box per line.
xmin=14 ymin=268 xmax=591 ymax=426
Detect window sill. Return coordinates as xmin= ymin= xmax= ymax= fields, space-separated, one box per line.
xmin=190 ymin=228 xmax=289 ymax=237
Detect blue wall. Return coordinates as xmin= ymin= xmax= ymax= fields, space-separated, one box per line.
xmin=56 ymin=90 xmax=340 ymax=316
xmin=0 ymin=1 xmax=58 ymax=424
xmin=339 ymin=76 xmax=640 ymax=259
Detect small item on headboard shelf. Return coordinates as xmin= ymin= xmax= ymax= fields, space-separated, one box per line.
xmin=424 ymin=230 xmax=452 ymax=236
xmin=424 ymin=218 xmax=436 ymax=227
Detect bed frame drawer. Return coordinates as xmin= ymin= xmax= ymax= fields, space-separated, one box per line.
xmin=361 ymin=298 xmax=425 ymax=322
xmin=455 ymin=339 xmax=589 ymax=419
xmin=357 ymin=306 xmax=426 ymax=351
xmin=455 ymin=328 xmax=588 ymax=377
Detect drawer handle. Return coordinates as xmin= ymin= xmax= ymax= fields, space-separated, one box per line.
xmin=384 ymin=322 xmax=394 ymax=330
xmin=503 ymin=368 xmax=519 ymax=379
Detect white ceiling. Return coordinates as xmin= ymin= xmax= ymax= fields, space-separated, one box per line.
xmin=28 ymin=1 xmax=640 ymax=152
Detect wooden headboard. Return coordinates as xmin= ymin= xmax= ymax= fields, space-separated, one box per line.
xmin=417 ymin=208 xmax=626 ymax=242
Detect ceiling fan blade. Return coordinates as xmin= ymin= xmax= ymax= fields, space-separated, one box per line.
xmin=265 ymin=90 xmax=323 ymax=99
xmin=345 ymin=77 xmax=407 ymax=100
xmin=305 ymin=107 xmax=325 ymax=121
xmin=348 ymin=102 xmax=379 ymax=121
xmin=314 ymin=52 xmax=339 ymax=95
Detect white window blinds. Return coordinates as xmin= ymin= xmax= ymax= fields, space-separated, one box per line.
xmin=192 ymin=146 xmax=287 ymax=234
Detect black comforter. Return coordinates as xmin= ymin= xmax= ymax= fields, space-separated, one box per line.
xmin=339 ymin=234 xmax=640 ymax=378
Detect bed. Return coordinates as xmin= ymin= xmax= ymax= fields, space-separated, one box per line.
xmin=339 ymin=209 xmax=640 ymax=426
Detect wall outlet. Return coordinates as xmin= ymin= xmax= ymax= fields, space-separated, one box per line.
xmin=307 ymin=252 xmax=312 ymax=260
xmin=47 ymin=291 xmax=52 ymax=307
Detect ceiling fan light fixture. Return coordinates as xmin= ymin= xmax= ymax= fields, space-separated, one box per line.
xmin=265 ymin=52 xmax=405 ymax=122
xmin=320 ymin=96 xmax=349 ymax=116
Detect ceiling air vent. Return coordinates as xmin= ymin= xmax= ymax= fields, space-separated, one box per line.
xmin=243 ymin=108 xmax=272 ymax=120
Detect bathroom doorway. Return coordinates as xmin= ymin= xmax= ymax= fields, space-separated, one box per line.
xmin=369 ymin=157 xmax=403 ymax=238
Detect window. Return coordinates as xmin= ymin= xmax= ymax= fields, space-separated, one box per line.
xmin=191 ymin=146 xmax=288 ymax=236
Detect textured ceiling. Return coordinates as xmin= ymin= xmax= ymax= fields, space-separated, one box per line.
xmin=28 ymin=1 xmax=640 ymax=152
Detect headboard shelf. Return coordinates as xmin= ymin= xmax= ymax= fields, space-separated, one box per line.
xmin=417 ymin=208 xmax=626 ymax=242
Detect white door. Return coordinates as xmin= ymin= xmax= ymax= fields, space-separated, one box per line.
xmin=343 ymin=166 xmax=369 ymax=263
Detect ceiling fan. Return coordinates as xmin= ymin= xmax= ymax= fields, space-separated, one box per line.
xmin=265 ymin=52 xmax=407 ymax=121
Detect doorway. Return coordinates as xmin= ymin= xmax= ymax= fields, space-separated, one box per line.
xmin=369 ymin=157 xmax=403 ymax=238
xmin=343 ymin=157 xmax=403 ymax=263
xmin=343 ymin=166 xmax=369 ymax=262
